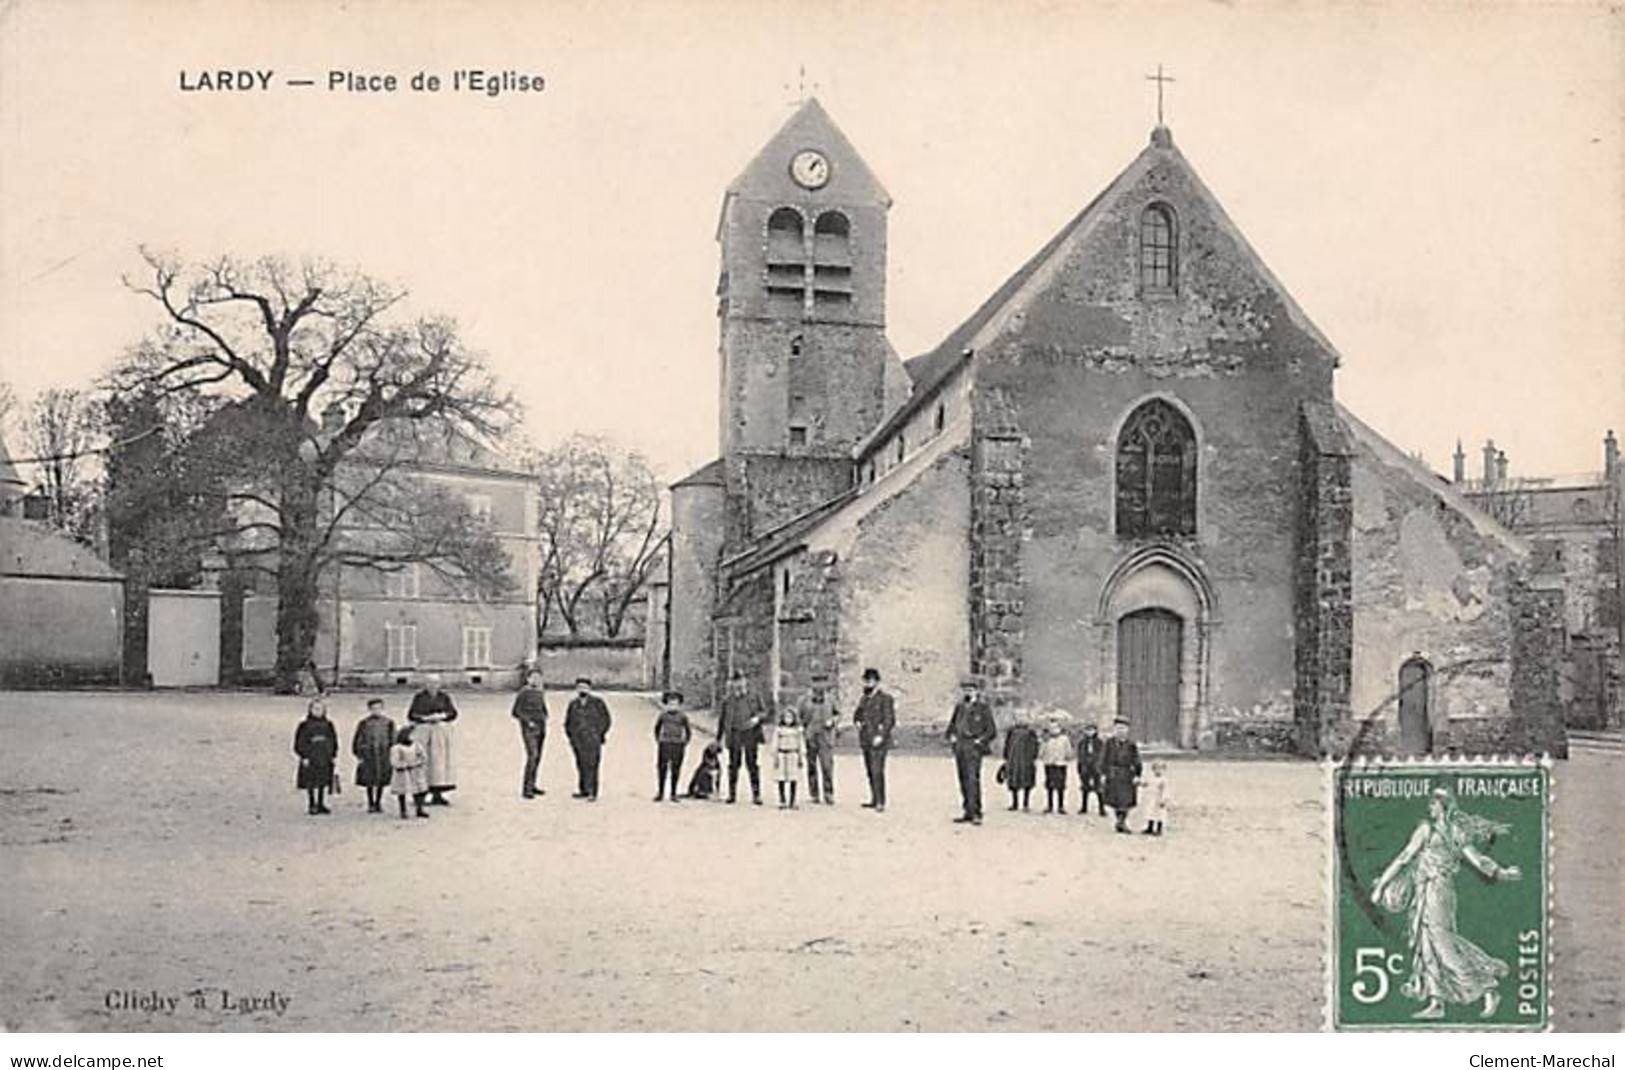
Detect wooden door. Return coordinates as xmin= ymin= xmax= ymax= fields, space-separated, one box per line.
xmin=1398 ymin=658 xmax=1431 ymax=755
xmin=1117 ymin=609 xmax=1182 ymax=746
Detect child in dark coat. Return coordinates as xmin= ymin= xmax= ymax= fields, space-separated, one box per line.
xmin=351 ymin=698 xmax=396 ymax=813
xmin=1075 ymin=722 xmax=1106 ymax=817
xmin=652 ymin=690 xmax=691 ymax=803
xmin=294 ymin=699 xmax=338 ymax=816
xmin=1002 ymin=709 xmax=1040 ymax=811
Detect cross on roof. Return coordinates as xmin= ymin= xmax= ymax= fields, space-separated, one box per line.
xmin=1146 ymin=63 xmax=1175 ymax=126
xmin=784 ymin=64 xmax=820 ymax=107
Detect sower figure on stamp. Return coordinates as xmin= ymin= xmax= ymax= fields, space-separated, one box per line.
xmin=512 ymin=668 xmax=549 ymax=799
xmin=1101 ymin=716 xmax=1142 ymax=834
xmin=1370 ymin=786 xmax=1522 ymax=1021
xmin=1075 ymin=721 xmax=1105 ymax=817
xmin=853 ymin=667 xmax=896 ymax=812
xmin=800 ymin=678 xmax=840 ymax=805
xmin=564 ymin=676 xmax=612 ymax=800
xmin=719 ymin=673 xmax=767 ymax=805
xmin=945 ymin=676 xmax=997 ymax=825
xmin=406 ymin=673 xmax=459 ymax=806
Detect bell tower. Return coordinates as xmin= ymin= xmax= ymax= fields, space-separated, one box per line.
xmin=715 ymin=98 xmax=905 ymax=546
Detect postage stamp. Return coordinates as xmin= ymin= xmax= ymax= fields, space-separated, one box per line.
xmin=1330 ymin=759 xmax=1550 ymax=1031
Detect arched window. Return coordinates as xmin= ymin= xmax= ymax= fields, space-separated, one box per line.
xmin=814 ymin=211 xmax=850 ymax=238
xmin=768 ymin=207 xmax=804 ymax=238
xmin=895 ymin=435 xmax=905 ymax=465
xmin=934 ymin=403 xmax=946 ymax=434
xmin=1115 ymin=399 xmax=1196 ymax=538
xmin=1139 ymin=203 xmax=1176 ymax=292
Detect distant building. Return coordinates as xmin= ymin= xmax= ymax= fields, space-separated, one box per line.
xmin=0 ymin=428 xmax=125 ymax=687
xmin=234 ymin=408 xmax=540 ymax=689
xmin=1457 ymin=433 xmax=1623 ymax=729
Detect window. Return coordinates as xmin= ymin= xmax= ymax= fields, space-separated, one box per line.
xmin=462 ymin=625 xmax=493 ymax=668
xmin=895 ymin=435 xmax=905 ymax=465
xmin=384 ymin=562 xmax=421 ymax=599
xmin=934 ymin=403 xmax=946 ymax=434
xmin=789 ymin=425 xmax=807 ymax=447
xmin=1116 ymin=399 xmax=1197 ymax=538
xmin=384 ymin=623 xmax=419 ymax=669
xmin=1531 ymin=540 xmax=1564 ymax=575
xmin=1140 ymin=203 xmax=1177 ymax=292
xmin=467 ymin=493 xmax=493 ymax=524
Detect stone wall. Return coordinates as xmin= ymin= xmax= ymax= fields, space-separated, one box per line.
xmin=1294 ymin=402 xmax=1354 ymax=754
xmin=969 ymin=387 xmax=1026 ymax=714
xmin=0 ymin=575 xmax=125 ymax=688
xmin=1342 ymin=410 xmax=1564 ymax=757
xmin=724 ymin=453 xmax=852 ymax=549
xmin=669 ymin=476 xmax=725 ymax=707
xmin=774 ymin=549 xmax=840 ymax=710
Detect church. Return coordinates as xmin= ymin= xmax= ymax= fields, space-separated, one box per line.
xmin=667 ymin=98 xmax=1567 ymax=757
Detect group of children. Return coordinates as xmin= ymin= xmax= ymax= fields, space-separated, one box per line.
xmin=999 ymin=712 xmax=1170 ymax=834
xmin=292 ymin=697 xmax=443 ymax=820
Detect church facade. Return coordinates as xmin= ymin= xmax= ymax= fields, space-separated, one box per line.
xmin=669 ymin=100 xmax=1567 ymax=757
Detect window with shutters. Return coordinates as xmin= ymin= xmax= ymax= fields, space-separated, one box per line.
xmin=1115 ymin=399 xmax=1197 ymax=538
xmin=462 ymin=625 xmax=493 ymax=668
xmin=385 ymin=623 xmax=419 ymax=669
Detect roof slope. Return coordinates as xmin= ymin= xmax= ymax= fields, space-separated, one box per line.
xmin=0 ymin=517 xmax=122 ymax=578
xmin=725 ymin=97 xmax=891 ymax=206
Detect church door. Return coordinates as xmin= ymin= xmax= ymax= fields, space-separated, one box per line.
xmin=1398 ymin=658 xmax=1431 ymax=755
xmin=1117 ymin=609 xmax=1182 ymax=746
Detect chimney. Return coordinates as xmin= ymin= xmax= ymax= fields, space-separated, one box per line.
xmin=1606 ymin=429 xmax=1619 ymax=481
xmin=1482 ymin=439 xmax=1498 ymax=487
xmin=1452 ymin=439 xmax=1466 ymax=484
xmin=1496 ymin=450 xmax=1509 ymax=486
xmin=321 ymin=401 xmax=347 ymax=434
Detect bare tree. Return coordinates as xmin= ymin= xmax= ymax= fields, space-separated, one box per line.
xmin=1472 ymin=478 xmax=1536 ymax=531
xmin=532 ymin=434 xmax=666 ymax=638
xmin=112 ymin=249 xmax=519 ymax=689
xmin=0 ymin=380 xmax=16 ymax=427
xmin=18 ymin=387 xmax=105 ymax=545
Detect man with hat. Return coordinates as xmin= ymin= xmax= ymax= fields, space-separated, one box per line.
xmin=1100 ymin=716 xmax=1143 ymax=833
xmin=564 ymin=676 xmax=612 ymax=800
xmin=799 ymin=676 xmax=840 ymax=805
xmin=718 ymin=672 xmax=767 ymax=804
xmin=944 ymin=675 xmax=997 ymax=824
xmin=852 ymin=667 xmax=896 ymax=811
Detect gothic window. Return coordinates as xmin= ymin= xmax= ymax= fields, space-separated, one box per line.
xmin=1115 ymin=399 xmax=1197 ymax=538
xmin=766 ymin=208 xmax=806 ymax=309
xmin=1139 ymin=203 xmax=1176 ymax=293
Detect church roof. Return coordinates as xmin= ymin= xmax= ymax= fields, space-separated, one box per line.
xmin=724 ymin=97 xmax=891 ymax=206
xmin=671 ymin=457 xmax=725 ymax=490
xmin=873 ymin=126 xmax=1344 ymax=460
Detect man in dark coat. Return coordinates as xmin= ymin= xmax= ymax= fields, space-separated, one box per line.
xmin=799 ymin=679 xmax=840 ymax=805
xmin=564 ymin=676 xmax=612 ymax=800
xmin=1100 ymin=717 xmax=1143 ymax=833
xmin=718 ymin=673 xmax=767 ymax=805
xmin=406 ymin=674 xmax=459 ymax=805
xmin=852 ymin=667 xmax=896 ymax=811
xmin=945 ymin=676 xmax=997 ymax=825
xmin=1075 ymin=721 xmax=1106 ymax=817
xmin=512 ymin=667 xmax=549 ymax=799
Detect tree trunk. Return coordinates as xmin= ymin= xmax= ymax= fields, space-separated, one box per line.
xmin=274 ymin=477 xmax=322 ymax=692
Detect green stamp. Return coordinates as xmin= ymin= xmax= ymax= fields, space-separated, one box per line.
xmin=1331 ymin=760 xmax=1549 ymax=1030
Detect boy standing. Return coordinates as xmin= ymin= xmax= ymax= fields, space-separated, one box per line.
xmin=1075 ymin=722 xmax=1105 ymax=817
xmin=652 ymin=689 xmax=691 ymax=803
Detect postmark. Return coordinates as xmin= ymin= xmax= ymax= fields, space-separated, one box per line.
xmin=1331 ymin=758 xmax=1550 ymax=1030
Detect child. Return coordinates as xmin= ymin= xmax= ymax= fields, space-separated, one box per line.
xmin=1140 ymin=760 xmax=1169 ymax=836
xmin=351 ymin=697 xmax=396 ymax=814
xmin=1101 ymin=717 xmax=1142 ymax=834
xmin=1002 ymin=709 xmax=1040 ymax=811
xmin=772 ymin=707 xmax=805 ymax=809
xmin=1075 ymin=722 xmax=1105 ymax=817
xmin=652 ymin=689 xmax=691 ymax=803
xmin=686 ymin=741 xmax=723 ymax=800
xmin=389 ymin=726 xmax=430 ymax=820
xmin=1038 ymin=719 xmax=1073 ymax=814
xmin=293 ymin=699 xmax=338 ymax=816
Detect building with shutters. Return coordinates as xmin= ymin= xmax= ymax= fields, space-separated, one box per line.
xmin=667 ymin=99 xmax=1567 ymax=756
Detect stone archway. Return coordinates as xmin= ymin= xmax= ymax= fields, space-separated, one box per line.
xmin=1095 ymin=548 xmax=1214 ymax=749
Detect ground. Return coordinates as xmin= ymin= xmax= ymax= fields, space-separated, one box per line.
xmin=0 ymin=690 xmax=1618 ymax=1032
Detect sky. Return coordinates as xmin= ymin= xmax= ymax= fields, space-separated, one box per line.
xmin=0 ymin=0 xmax=1621 ymax=484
